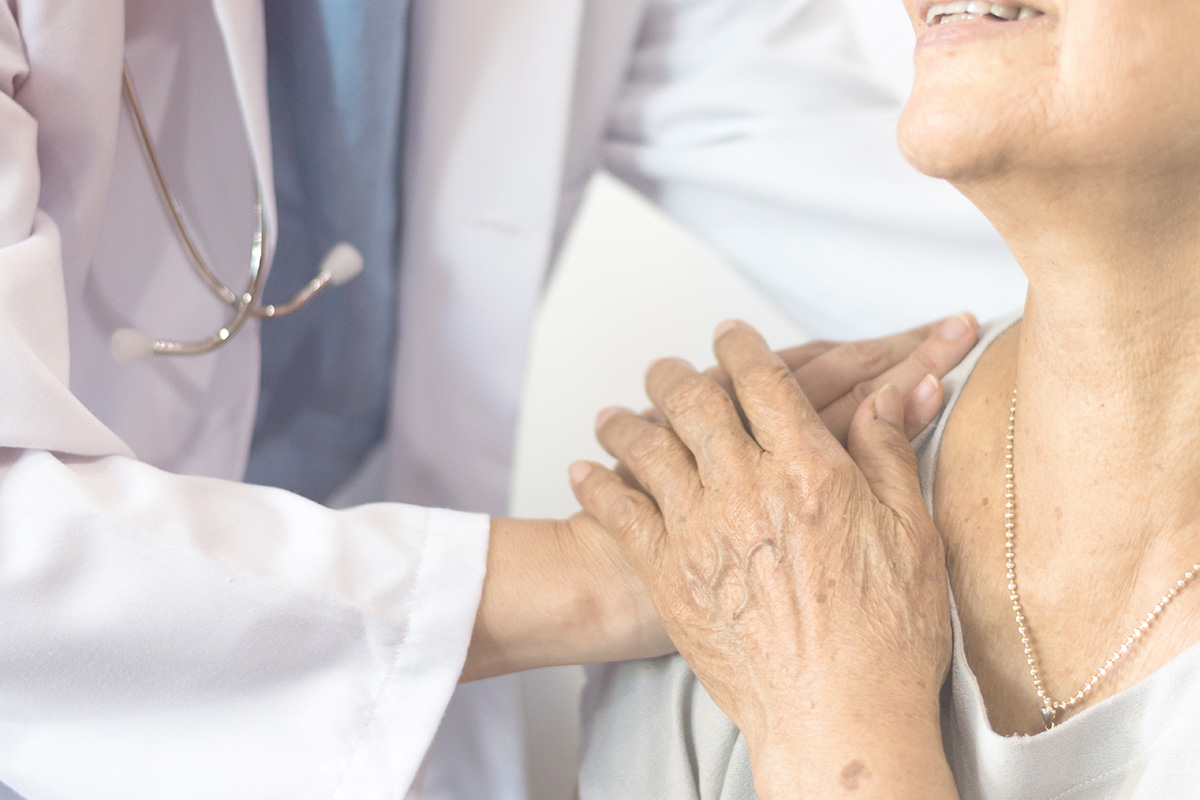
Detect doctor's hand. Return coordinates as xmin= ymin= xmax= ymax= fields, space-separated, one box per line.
xmin=570 ymin=321 xmax=957 ymax=800
xmin=628 ymin=314 xmax=977 ymax=451
xmin=708 ymin=313 xmax=977 ymax=445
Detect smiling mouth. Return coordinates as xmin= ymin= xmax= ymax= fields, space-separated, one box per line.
xmin=925 ymin=2 xmax=1043 ymax=25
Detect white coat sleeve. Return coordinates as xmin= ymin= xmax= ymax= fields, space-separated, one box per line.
xmin=603 ymin=0 xmax=1024 ymax=340
xmin=0 ymin=10 xmax=488 ymax=800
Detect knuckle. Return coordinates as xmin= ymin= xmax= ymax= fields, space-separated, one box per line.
xmin=741 ymin=362 xmax=796 ymax=397
xmin=698 ymin=426 xmax=746 ymax=457
xmin=662 ymin=374 xmax=724 ymax=418
xmin=781 ymin=448 xmax=845 ymax=496
xmin=625 ymin=426 xmax=678 ymax=468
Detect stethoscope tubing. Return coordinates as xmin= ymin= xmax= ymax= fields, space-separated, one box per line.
xmin=112 ymin=63 xmax=361 ymax=362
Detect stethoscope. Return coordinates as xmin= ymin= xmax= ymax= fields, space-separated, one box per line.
xmin=110 ymin=65 xmax=363 ymax=363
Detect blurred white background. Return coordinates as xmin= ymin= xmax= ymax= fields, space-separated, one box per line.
xmin=510 ymin=172 xmax=806 ymax=800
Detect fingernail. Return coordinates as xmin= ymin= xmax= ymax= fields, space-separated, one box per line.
xmin=596 ymin=406 xmax=621 ymax=431
xmin=912 ymin=374 xmax=939 ymax=405
xmin=938 ymin=313 xmax=974 ymax=341
xmin=714 ymin=319 xmax=744 ymax=339
xmin=874 ymin=384 xmax=904 ymax=426
xmin=568 ymin=461 xmax=593 ymax=484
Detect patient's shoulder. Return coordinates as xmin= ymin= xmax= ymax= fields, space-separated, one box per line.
xmin=933 ymin=320 xmax=1019 ymax=521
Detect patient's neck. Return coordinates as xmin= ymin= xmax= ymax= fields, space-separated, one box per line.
xmin=932 ymin=171 xmax=1200 ymax=734
xmin=969 ymin=167 xmax=1200 ymax=557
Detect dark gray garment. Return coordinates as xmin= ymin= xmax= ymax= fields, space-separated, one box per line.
xmin=247 ymin=0 xmax=409 ymax=500
xmin=580 ymin=314 xmax=1200 ymax=800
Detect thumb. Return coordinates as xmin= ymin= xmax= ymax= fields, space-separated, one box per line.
xmin=847 ymin=384 xmax=928 ymax=524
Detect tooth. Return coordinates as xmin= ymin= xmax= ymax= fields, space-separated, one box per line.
xmin=966 ymin=1 xmax=992 ymax=13
xmin=946 ymin=1 xmax=970 ymax=13
xmin=1018 ymin=7 xmax=1040 ymax=18
xmin=989 ymin=4 xmax=1020 ymax=19
xmin=926 ymin=3 xmax=952 ymax=24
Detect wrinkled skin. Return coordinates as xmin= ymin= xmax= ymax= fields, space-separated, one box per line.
xmin=571 ymin=321 xmax=952 ymax=772
xmin=465 ymin=316 xmax=978 ymax=683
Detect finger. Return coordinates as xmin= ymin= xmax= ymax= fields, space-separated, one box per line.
xmin=639 ymin=406 xmax=667 ymax=426
xmin=816 ymin=313 xmax=978 ymax=445
xmin=797 ymin=314 xmax=974 ymax=412
xmin=846 ymin=384 xmax=928 ymax=525
xmin=614 ymin=461 xmax=641 ymax=491
xmin=698 ymin=365 xmax=752 ymax=432
xmin=612 ymin=407 xmax=672 ymax=488
xmin=712 ymin=320 xmax=832 ymax=454
xmin=705 ymin=333 xmax=940 ymax=436
xmin=643 ymin=357 xmax=760 ymax=478
xmin=594 ymin=406 xmax=702 ymax=509
xmin=776 ymin=339 xmax=840 ymax=373
xmin=902 ymin=374 xmax=945 ymax=440
xmin=696 ymin=342 xmax=841 ymax=432
xmin=700 ymin=365 xmax=942 ymax=448
xmin=569 ymin=460 xmax=666 ymax=574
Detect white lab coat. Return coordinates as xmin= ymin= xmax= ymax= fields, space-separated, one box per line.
xmin=2 ymin=2 xmax=486 ymax=798
xmin=0 ymin=0 xmax=1021 ymax=798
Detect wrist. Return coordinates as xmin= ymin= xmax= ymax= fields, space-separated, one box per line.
xmin=745 ymin=682 xmax=952 ymax=799
xmin=462 ymin=516 xmax=663 ymax=681
xmin=563 ymin=513 xmax=668 ymax=662
xmin=750 ymin=720 xmax=953 ymax=800
xmin=463 ymin=518 xmax=591 ymax=681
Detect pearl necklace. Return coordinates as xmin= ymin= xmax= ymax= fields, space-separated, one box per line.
xmin=1004 ymin=385 xmax=1200 ymax=730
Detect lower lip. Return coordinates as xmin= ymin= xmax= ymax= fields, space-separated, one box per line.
xmin=916 ymin=16 xmax=1037 ymax=48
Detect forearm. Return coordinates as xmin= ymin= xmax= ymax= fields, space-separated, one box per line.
xmin=461 ymin=516 xmax=664 ymax=682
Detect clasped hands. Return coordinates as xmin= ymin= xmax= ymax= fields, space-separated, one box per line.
xmin=569 ymin=317 xmax=969 ymax=798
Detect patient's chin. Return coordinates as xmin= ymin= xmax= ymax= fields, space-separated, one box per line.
xmin=897 ymin=101 xmax=1011 ymax=184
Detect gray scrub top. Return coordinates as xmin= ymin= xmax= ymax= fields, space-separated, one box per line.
xmin=579 ymin=316 xmax=1200 ymax=800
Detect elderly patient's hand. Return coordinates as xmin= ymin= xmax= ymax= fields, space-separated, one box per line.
xmin=570 ymin=321 xmax=955 ymax=798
